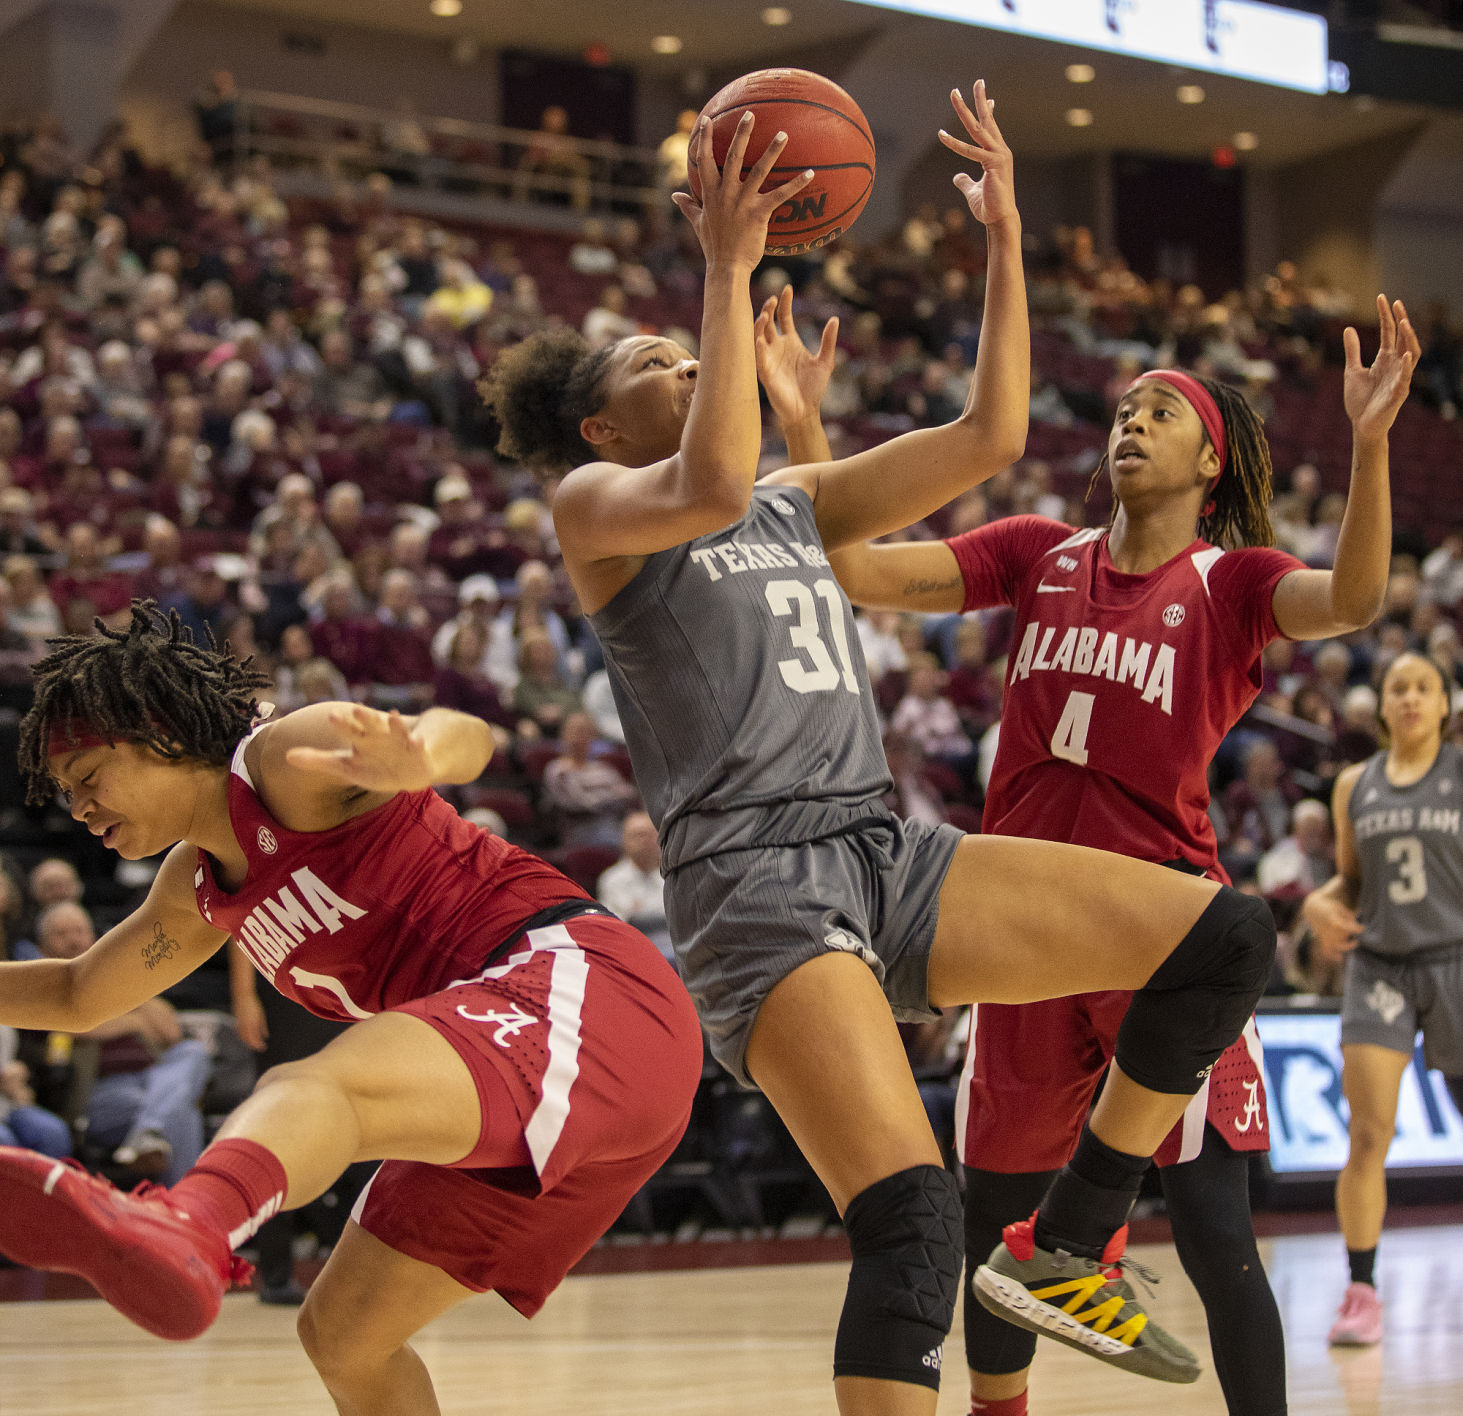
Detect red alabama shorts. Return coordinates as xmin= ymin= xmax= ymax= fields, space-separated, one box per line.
xmin=955 ymin=990 xmax=1269 ymax=1174
xmin=353 ymin=914 xmax=703 ymax=1315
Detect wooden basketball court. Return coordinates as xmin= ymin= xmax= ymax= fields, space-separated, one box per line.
xmin=1 ymin=1226 xmax=1459 ymax=1413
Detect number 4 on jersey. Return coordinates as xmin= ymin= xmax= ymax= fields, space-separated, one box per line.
xmin=1051 ymin=690 xmax=1095 ymax=766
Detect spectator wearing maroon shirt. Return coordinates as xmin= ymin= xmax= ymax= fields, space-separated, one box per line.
xmin=426 ymin=470 xmax=486 ymax=581
xmin=945 ymin=617 xmax=1002 ymax=736
xmin=1222 ymin=737 xmax=1305 ymax=867
xmin=431 ymin=617 xmax=512 ymax=728
xmin=309 ymin=573 xmax=374 ymax=686
xmin=48 ymin=523 xmax=132 ymax=626
xmin=361 ymin=567 xmax=434 ymax=709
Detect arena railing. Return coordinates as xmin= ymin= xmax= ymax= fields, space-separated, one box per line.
xmin=230 ymin=89 xmax=665 ymax=217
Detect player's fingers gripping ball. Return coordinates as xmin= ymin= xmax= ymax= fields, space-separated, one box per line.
xmin=688 ymin=68 xmax=875 ymax=256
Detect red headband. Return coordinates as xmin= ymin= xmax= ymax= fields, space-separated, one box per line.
xmin=1129 ymin=369 xmax=1227 ymax=478
xmin=45 ymin=719 xmax=123 ymax=760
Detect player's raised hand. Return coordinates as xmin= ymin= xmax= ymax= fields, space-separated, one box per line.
xmin=672 ymin=112 xmax=814 ymax=270
xmin=755 ymin=284 xmax=838 ymax=429
xmin=287 ymin=704 xmax=438 ymax=793
xmin=1344 ymin=294 xmax=1420 ymax=445
xmin=939 ymin=80 xmax=1016 ymax=230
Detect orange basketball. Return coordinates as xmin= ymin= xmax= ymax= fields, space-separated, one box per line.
xmin=687 ymin=68 xmax=875 ymax=257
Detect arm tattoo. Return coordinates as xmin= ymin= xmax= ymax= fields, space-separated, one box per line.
xmin=901 ymin=574 xmax=963 ymax=599
xmin=141 ymin=921 xmax=182 ymax=971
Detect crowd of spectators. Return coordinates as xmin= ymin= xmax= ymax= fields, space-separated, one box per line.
xmin=0 ymin=85 xmax=1461 ymax=1223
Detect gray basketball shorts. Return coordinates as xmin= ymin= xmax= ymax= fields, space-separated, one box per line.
xmin=664 ymin=816 xmax=964 ymax=1088
xmin=1340 ymin=944 xmax=1463 ymax=1074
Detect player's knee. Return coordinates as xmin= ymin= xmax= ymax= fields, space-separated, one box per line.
xmin=835 ymin=1164 xmax=962 ymax=1391
xmin=1116 ymin=889 xmax=1275 ymax=1094
xmin=1346 ymin=1112 xmax=1396 ymax=1160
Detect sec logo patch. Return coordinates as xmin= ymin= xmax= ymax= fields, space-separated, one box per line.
xmin=1162 ymin=603 xmax=1186 ymax=627
xmin=257 ymin=826 xmax=278 ymax=854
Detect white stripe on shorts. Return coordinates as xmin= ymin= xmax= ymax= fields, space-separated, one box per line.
xmin=954 ymin=1003 xmax=978 ymax=1159
xmin=448 ymin=921 xmax=589 ymax=1180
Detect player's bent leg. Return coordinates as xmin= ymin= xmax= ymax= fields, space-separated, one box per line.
xmin=745 ymin=951 xmax=955 ymax=1416
xmin=925 ymin=834 xmax=1223 ymax=1005
xmin=962 ymin=1168 xmax=1052 ymax=1410
xmin=1159 ymin=1128 xmax=1287 ymax=1416
xmin=298 ymin=1220 xmax=476 ymax=1416
xmin=969 ymin=895 xmax=1274 ymax=1385
xmin=213 ymin=1011 xmax=488 ymax=1207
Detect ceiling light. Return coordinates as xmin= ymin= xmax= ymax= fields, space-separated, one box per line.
xmin=651 ymin=35 xmax=683 ymax=54
xmin=1065 ymin=108 xmax=1094 ymax=127
xmin=762 ymin=6 xmax=792 ymax=24
xmin=1233 ymin=131 xmax=1259 ymax=151
xmin=1177 ymin=85 xmax=1206 ymax=104
xmin=429 ymin=0 xmax=462 ymax=16
xmin=1065 ymin=64 xmax=1095 ymax=83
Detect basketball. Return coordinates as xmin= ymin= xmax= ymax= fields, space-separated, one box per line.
xmin=687 ymin=68 xmax=875 ymax=256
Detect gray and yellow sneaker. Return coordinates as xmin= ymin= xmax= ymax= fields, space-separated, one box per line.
xmin=972 ymin=1213 xmax=1200 ymax=1384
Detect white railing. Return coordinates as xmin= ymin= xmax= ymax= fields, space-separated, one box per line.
xmin=228 ymin=89 xmax=666 ymax=217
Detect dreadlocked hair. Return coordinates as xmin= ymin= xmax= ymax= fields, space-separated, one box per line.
xmin=478 ymin=328 xmax=619 ymax=471
xmin=1087 ymin=372 xmax=1276 ymax=550
xmin=19 ymin=600 xmax=270 ymax=804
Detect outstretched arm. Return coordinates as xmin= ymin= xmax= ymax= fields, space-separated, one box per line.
xmin=0 ymin=843 xmax=228 ymax=1034
xmin=768 ymin=80 xmax=1028 ymax=550
xmin=1272 ymin=295 xmax=1419 ymax=640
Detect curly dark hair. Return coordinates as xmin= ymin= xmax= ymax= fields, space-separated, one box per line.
xmin=19 ymin=601 xmax=270 ymax=803
xmin=1090 ymin=372 xmax=1276 ymax=550
xmin=477 ymin=328 xmax=619 ymax=471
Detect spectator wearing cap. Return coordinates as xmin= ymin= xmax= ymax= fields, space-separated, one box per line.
xmin=0 ymin=487 xmax=49 ymax=558
xmin=427 ymin=470 xmax=485 ymax=580
xmin=432 ymin=573 xmax=501 ymax=672
xmin=164 ymin=556 xmax=236 ymax=646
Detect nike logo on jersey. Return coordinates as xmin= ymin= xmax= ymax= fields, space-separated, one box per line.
xmin=1035 ymin=581 xmax=1077 ymax=594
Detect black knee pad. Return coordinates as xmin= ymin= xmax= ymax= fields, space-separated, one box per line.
xmin=962 ymin=1168 xmax=1052 ymax=1374
xmin=1115 ymin=888 xmax=1275 ymax=1096
xmin=835 ymin=1164 xmax=962 ymax=1391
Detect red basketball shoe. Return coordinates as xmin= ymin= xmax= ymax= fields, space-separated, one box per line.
xmin=0 ymin=1147 xmax=253 ymax=1340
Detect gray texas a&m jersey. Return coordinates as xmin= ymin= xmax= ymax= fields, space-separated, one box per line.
xmin=1350 ymin=742 xmax=1463 ymax=959
xmin=589 ymin=484 xmax=892 ymax=870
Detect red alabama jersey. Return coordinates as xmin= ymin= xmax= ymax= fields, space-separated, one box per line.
xmin=195 ymin=731 xmax=589 ymax=1021
xmin=948 ymin=515 xmax=1303 ymax=870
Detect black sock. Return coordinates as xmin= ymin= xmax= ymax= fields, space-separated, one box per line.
xmin=1348 ymin=1247 xmax=1377 ymax=1287
xmin=1033 ymin=1124 xmax=1149 ymax=1259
